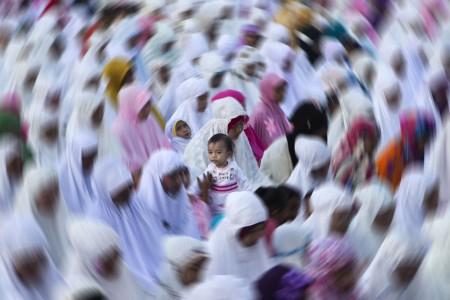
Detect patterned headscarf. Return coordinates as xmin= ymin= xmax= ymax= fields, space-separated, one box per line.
xmin=400 ymin=111 xmax=435 ymax=163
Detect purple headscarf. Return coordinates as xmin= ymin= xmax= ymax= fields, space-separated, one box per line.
xmin=256 ymin=265 xmax=314 ymax=300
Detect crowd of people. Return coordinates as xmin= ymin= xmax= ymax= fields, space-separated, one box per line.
xmin=0 ymin=0 xmax=450 ymax=299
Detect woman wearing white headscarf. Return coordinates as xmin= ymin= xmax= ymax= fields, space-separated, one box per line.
xmin=59 ymin=130 xmax=98 ymax=215
xmin=347 ymin=181 xmax=396 ymax=264
xmin=358 ymin=233 xmax=427 ymax=300
xmin=183 ymin=275 xmax=254 ymax=300
xmin=373 ymin=65 xmax=404 ymax=152
xmin=66 ymin=91 xmax=121 ymax=157
xmin=207 ymin=191 xmax=271 ymax=281
xmin=14 ymin=166 xmax=69 ymax=268
xmin=138 ymin=149 xmax=199 ymax=238
xmin=352 ymin=53 xmax=377 ymax=97
xmin=223 ymin=46 xmax=261 ymax=114
xmin=327 ymin=87 xmax=373 ymax=150
xmin=303 ymin=182 xmax=355 ymax=240
xmin=0 ymin=215 xmax=63 ymax=299
xmin=169 ymin=76 xmax=211 ymax=133
xmin=65 ymin=218 xmax=150 ymax=300
xmin=156 ymin=236 xmax=208 ymax=300
xmin=272 ymin=222 xmax=312 ymax=270
xmin=195 ymin=1 xmax=234 ymax=48
xmin=393 ymin=168 xmax=440 ymax=238
xmin=286 ymin=135 xmax=331 ymax=198
xmin=27 ymin=109 xmax=61 ymax=170
xmin=0 ymin=136 xmax=24 ymax=215
xmin=183 ymin=99 xmax=271 ymax=188
xmin=198 ymin=52 xmax=227 ymax=97
xmin=88 ymin=156 xmax=166 ymax=290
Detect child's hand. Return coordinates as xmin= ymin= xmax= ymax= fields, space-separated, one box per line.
xmin=197 ymin=173 xmax=213 ymax=203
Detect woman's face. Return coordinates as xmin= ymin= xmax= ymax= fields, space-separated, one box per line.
xmin=228 ymin=120 xmax=244 ymax=141
xmin=24 ymin=69 xmax=39 ymax=91
xmin=96 ymin=248 xmax=121 ymax=280
xmin=280 ymin=196 xmax=301 ymax=223
xmin=283 ymin=57 xmax=293 ymax=73
xmin=178 ymin=254 xmax=209 ymax=286
xmin=244 ymin=63 xmax=256 ymax=78
xmin=431 ymin=84 xmax=449 ymax=116
xmin=393 ymin=257 xmax=423 ymax=286
xmin=365 ymin=66 xmax=376 ymax=88
xmin=273 ymin=82 xmax=287 ymax=103
xmin=175 ymin=121 xmax=192 ymax=139
xmin=81 ymin=148 xmax=98 ymax=174
xmin=373 ymin=205 xmax=395 ymax=233
xmin=330 ymin=206 xmax=357 ymax=235
xmin=238 ymin=222 xmax=266 ymax=247
xmin=391 ymin=52 xmax=406 ymax=77
xmin=332 ymin=260 xmax=357 ymax=294
xmin=158 ymin=65 xmax=171 ymax=85
xmin=34 ymin=180 xmax=59 ymax=215
xmin=46 ymin=90 xmax=61 ymax=111
xmin=41 ymin=123 xmax=59 ymax=145
xmin=13 ymin=250 xmax=48 ymax=285
xmin=362 ymin=131 xmax=379 ymax=157
xmin=244 ymin=32 xmax=261 ymax=48
xmin=6 ymin=152 xmax=24 ymax=180
xmin=91 ymin=103 xmax=105 ymax=128
xmin=423 ymin=184 xmax=439 ymax=217
xmin=384 ymin=85 xmax=401 ymax=109
xmin=121 ymin=68 xmax=135 ymax=87
xmin=197 ymin=93 xmax=209 ymax=113
xmin=310 ymin=160 xmax=330 ymax=182
xmin=138 ymin=100 xmax=152 ymax=121
xmin=111 ymin=183 xmax=133 ymax=206
xmin=161 ymin=169 xmax=183 ymax=196
xmin=210 ymin=72 xmax=225 ymax=89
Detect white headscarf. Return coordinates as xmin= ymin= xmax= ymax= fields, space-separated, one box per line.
xmin=138 ymin=149 xmax=199 ymax=237
xmin=347 ymin=181 xmax=395 ymax=263
xmin=373 ymin=65 xmax=403 ymax=151
xmin=66 ymin=91 xmax=121 ymax=157
xmin=88 ymin=156 xmax=165 ymax=290
xmin=183 ymin=275 xmax=254 ymax=300
xmin=0 ymin=214 xmax=63 ymax=300
xmin=198 ymin=51 xmax=227 ymax=95
xmin=287 ymin=135 xmax=331 ymax=197
xmin=393 ymin=168 xmax=438 ymax=237
xmin=66 ymin=218 xmax=149 ymax=300
xmin=58 ymin=130 xmax=98 ymax=215
xmin=171 ymin=76 xmax=211 ymax=133
xmin=272 ymin=222 xmax=312 ymax=270
xmin=223 ymin=46 xmax=261 ymax=114
xmin=0 ymin=136 xmax=22 ymax=215
xmin=14 ymin=166 xmax=69 ymax=268
xmin=28 ymin=109 xmax=61 ymax=170
xmin=156 ymin=236 xmax=206 ymax=300
xmin=304 ymin=182 xmax=353 ymax=240
xmin=207 ymin=191 xmax=271 ymax=281
xmin=359 ymin=233 xmax=427 ymax=300
xmin=141 ymin=21 xmax=179 ymax=69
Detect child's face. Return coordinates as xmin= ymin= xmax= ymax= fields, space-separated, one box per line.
xmin=175 ymin=121 xmax=192 ymax=139
xmin=208 ymin=141 xmax=231 ymax=167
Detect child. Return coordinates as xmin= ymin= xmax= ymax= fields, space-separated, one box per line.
xmin=198 ymin=133 xmax=248 ymax=225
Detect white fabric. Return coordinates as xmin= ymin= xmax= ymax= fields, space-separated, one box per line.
xmin=14 ymin=166 xmax=69 ymax=268
xmin=198 ymin=51 xmax=227 ymax=95
xmin=303 ymin=182 xmax=353 ymax=240
xmin=286 ymin=135 xmax=331 ymax=196
xmin=359 ymin=232 xmax=426 ymax=300
xmin=58 ymin=130 xmax=98 ymax=215
xmin=88 ymin=156 xmax=165 ymax=290
xmin=0 ymin=136 xmax=21 ymax=215
xmin=138 ymin=149 xmax=199 ymax=237
xmin=272 ymin=222 xmax=312 ymax=270
xmin=165 ymin=117 xmax=191 ymax=154
xmin=183 ymin=275 xmax=254 ymax=300
xmin=0 ymin=215 xmax=63 ymax=300
xmin=347 ymin=181 xmax=395 ymax=264
xmin=66 ymin=218 xmax=149 ymax=300
xmin=260 ymin=136 xmax=293 ymax=184
xmin=156 ymin=236 xmax=206 ymax=300
xmin=393 ymin=168 xmax=438 ymax=237
xmin=206 ymin=191 xmax=271 ymax=281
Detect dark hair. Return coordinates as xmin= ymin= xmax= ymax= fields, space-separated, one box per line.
xmin=208 ymin=133 xmax=234 ymax=153
xmin=74 ymin=290 xmax=108 ymax=300
xmin=256 ymin=185 xmax=301 ymax=215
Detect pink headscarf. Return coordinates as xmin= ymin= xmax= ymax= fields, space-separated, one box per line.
xmin=1 ymin=93 xmax=21 ymax=116
xmin=307 ymin=237 xmax=358 ymax=300
xmin=211 ymin=89 xmax=265 ymax=163
xmin=249 ymin=73 xmax=292 ymax=150
xmin=113 ymin=84 xmax=171 ymax=172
